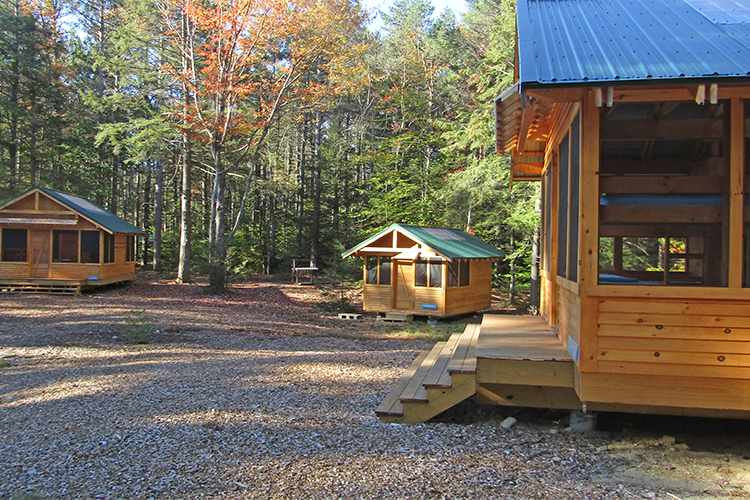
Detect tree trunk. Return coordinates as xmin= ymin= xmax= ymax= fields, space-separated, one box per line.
xmin=529 ymin=188 xmax=541 ymax=314
xmin=152 ymin=156 xmax=163 ymax=273
xmin=177 ymin=133 xmax=192 ymax=283
xmin=209 ymin=142 xmax=227 ymax=292
xmin=296 ymin=119 xmax=307 ymax=259
xmin=141 ymin=167 xmax=151 ymax=266
xmin=309 ymin=107 xmax=322 ymax=268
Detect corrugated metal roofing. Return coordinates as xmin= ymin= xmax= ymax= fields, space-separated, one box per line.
xmin=517 ymin=0 xmax=750 ymax=88
xmin=0 ymin=187 xmax=146 ymax=235
xmin=342 ymin=223 xmax=506 ymax=260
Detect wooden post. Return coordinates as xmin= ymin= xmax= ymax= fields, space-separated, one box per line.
xmin=578 ymin=90 xmax=601 ymax=373
xmin=613 ymin=236 xmax=623 ymax=271
xmin=729 ymin=98 xmax=744 ymax=288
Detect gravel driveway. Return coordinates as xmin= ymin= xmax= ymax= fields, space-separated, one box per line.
xmin=1 ymin=275 xmax=749 ymax=499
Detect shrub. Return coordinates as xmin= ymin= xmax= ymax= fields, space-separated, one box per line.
xmin=124 ymin=309 xmax=152 ymax=344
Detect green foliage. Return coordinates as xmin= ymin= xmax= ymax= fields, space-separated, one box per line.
xmin=0 ymin=0 xmax=538 ymax=295
xmin=123 ymin=309 xmax=152 ymax=344
xmin=0 ymin=360 xmax=10 ymax=369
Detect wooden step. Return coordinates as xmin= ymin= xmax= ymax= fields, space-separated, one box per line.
xmin=400 ymin=342 xmax=445 ymax=401
xmin=422 ymin=331 xmax=463 ymax=388
xmin=447 ymin=323 xmax=481 ymax=374
xmin=376 ymin=323 xmax=481 ymax=423
xmin=375 ymin=349 xmax=430 ymax=417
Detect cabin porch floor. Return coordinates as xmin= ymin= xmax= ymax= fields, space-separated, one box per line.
xmin=376 ymin=315 xmax=580 ymax=424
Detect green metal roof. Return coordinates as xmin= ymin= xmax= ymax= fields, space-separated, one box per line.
xmin=2 ymin=187 xmax=146 ymax=235
xmin=342 ymin=223 xmax=506 ymax=260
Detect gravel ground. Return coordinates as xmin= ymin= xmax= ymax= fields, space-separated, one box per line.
xmin=1 ymin=273 xmax=749 ymax=499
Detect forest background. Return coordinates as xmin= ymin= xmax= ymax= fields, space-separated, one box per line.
xmin=0 ymin=0 xmax=538 ymax=298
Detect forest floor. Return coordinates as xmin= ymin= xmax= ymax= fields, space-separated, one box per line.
xmin=1 ymin=270 xmax=749 ymax=499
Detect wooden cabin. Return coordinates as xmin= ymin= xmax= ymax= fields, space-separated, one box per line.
xmin=342 ymin=224 xmax=505 ymax=318
xmin=0 ymin=187 xmax=146 ymax=294
xmin=376 ymin=0 xmax=750 ymax=424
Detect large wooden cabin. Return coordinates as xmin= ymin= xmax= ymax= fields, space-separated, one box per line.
xmin=343 ymin=224 xmax=505 ymax=318
xmin=0 ymin=187 xmax=146 ymax=294
xmin=376 ymin=0 xmax=750 ymax=424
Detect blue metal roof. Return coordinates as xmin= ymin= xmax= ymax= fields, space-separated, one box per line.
xmin=517 ymin=0 xmax=750 ymax=88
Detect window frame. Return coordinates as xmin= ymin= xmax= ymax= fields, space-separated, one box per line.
xmin=53 ymin=230 xmax=79 ymax=263
xmin=415 ymin=258 xmax=444 ymax=288
xmin=365 ymin=256 xmax=391 ymax=285
xmin=80 ymin=231 xmax=100 ymax=264
xmin=1 ymin=228 xmax=28 ymax=262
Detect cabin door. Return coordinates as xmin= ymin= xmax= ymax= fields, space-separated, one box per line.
xmin=31 ymin=230 xmax=50 ymax=278
xmin=394 ymin=261 xmax=414 ymax=311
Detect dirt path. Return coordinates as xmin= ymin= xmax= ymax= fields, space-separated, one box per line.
xmin=1 ymin=272 xmax=748 ymax=499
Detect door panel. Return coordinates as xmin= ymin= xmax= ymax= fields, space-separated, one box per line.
xmin=32 ymin=230 xmax=50 ymax=278
xmin=395 ymin=261 xmax=414 ymax=311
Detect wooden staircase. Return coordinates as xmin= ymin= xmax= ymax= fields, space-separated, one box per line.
xmin=376 ymin=324 xmax=480 ymax=424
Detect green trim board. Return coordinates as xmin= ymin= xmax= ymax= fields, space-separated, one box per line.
xmin=342 ymin=223 xmax=505 ymax=260
xmin=0 ymin=186 xmax=146 ymax=235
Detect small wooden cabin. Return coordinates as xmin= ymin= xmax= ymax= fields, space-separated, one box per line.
xmin=342 ymin=224 xmax=505 ymax=318
xmin=376 ymin=0 xmax=750 ymax=424
xmin=0 ymin=187 xmax=146 ymax=294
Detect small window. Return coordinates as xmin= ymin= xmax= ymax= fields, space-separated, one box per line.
xmin=365 ymin=256 xmax=391 ymax=285
xmin=447 ymin=261 xmax=459 ymax=287
xmin=379 ymin=257 xmax=391 ymax=285
xmin=366 ymin=256 xmax=378 ymax=284
xmin=415 ymin=258 xmax=443 ymax=288
xmin=429 ymin=260 xmax=442 ymax=287
xmin=53 ymin=230 xmax=78 ymax=263
xmin=126 ymin=235 xmax=135 ymax=262
xmin=103 ymin=233 xmax=115 ymax=263
xmin=459 ymin=260 xmax=470 ymax=286
xmin=2 ymin=229 xmax=27 ymax=262
xmin=81 ymin=231 xmax=100 ymax=263
xmin=415 ymin=259 xmax=428 ymax=287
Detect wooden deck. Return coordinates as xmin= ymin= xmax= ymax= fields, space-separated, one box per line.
xmin=475 ymin=315 xmax=573 ymax=361
xmin=474 ymin=315 xmax=580 ymax=410
xmin=376 ymin=315 xmax=581 ymax=424
xmin=0 ymin=278 xmax=83 ymax=295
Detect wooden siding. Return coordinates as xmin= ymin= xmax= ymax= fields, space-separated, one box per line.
xmin=444 ymin=260 xmax=493 ymax=317
xmin=362 ymin=259 xmax=494 ymax=317
xmin=556 ymin=283 xmax=580 ymax=348
xmin=413 ymin=286 xmax=445 ymax=315
xmin=596 ymin=296 xmax=750 ymax=380
xmin=363 ymin=285 xmax=391 ymax=312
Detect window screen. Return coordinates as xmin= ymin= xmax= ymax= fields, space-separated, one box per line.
xmin=447 ymin=261 xmax=459 ymax=287
xmin=365 ymin=256 xmax=377 ymax=284
xmin=81 ymin=231 xmax=100 ymax=263
xmin=557 ymin=134 xmax=569 ymax=278
xmin=53 ymin=230 xmax=78 ymax=262
xmin=415 ymin=259 xmax=428 ymax=287
xmin=103 ymin=233 xmax=115 ymax=263
xmin=460 ymin=260 xmax=470 ymax=286
xmin=429 ymin=260 xmax=442 ymax=288
xmin=2 ymin=229 xmax=27 ymax=262
xmin=379 ymin=257 xmax=391 ymax=285
xmin=126 ymin=235 xmax=135 ymax=262
xmin=568 ymin=115 xmax=581 ymax=282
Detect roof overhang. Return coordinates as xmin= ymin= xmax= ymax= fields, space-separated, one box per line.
xmin=495 ymin=83 xmax=551 ymax=183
